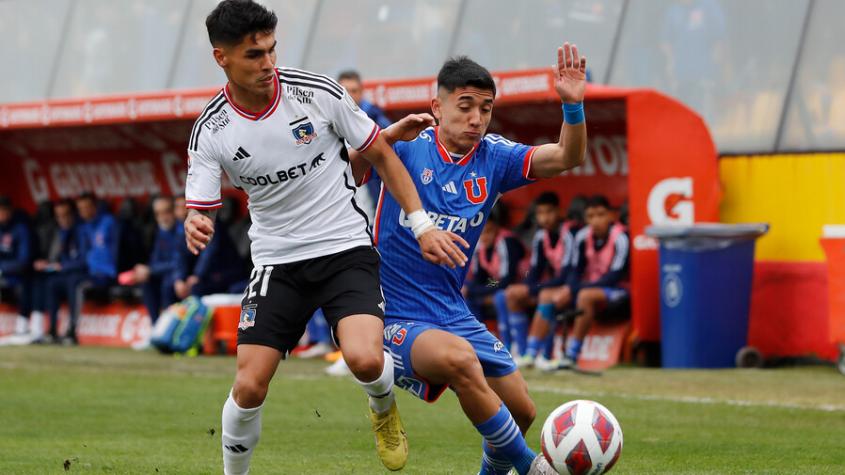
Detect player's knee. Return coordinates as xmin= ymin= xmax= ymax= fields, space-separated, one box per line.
xmin=232 ymin=376 xmax=269 ymax=408
xmin=537 ymin=288 xmax=555 ymax=303
xmin=576 ymin=290 xmax=599 ymax=308
xmin=443 ymin=344 xmax=483 ymax=387
xmin=344 ymin=348 xmax=384 ymax=381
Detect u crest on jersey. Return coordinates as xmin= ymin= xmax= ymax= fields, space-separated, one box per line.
xmin=463 ymin=176 xmax=488 ymax=204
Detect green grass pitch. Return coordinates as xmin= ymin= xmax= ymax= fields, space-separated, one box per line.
xmin=1 ymin=346 xmax=843 ymax=474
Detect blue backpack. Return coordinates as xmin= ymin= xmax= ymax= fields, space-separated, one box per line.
xmin=150 ymin=296 xmax=212 ymax=354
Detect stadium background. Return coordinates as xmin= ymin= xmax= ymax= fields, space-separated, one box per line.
xmin=0 ymin=1 xmax=844 ymax=473
xmin=2 ymin=0 xmax=844 ymax=360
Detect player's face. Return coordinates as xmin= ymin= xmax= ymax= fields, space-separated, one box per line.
xmin=0 ymin=207 xmax=10 ymax=225
xmin=174 ymin=197 xmax=187 ymax=222
xmin=586 ymin=205 xmax=612 ymax=238
xmin=339 ymin=78 xmax=363 ymax=105
xmin=76 ymin=198 xmax=96 ymax=221
xmin=53 ymin=204 xmax=74 ymax=230
xmin=214 ymin=31 xmax=277 ymax=96
xmin=153 ymin=199 xmax=176 ymax=230
xmin=432 ymin=86 xmax=494 ymax=153
xmin=480 ymin=221 xmax=499 ymax=247
xmin=535 ymin=204 xmax=560 ymax=231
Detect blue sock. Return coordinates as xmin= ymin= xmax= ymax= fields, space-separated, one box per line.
xmin=493 ymin=291 xmax=512 ymax=352
xmin=306 ymin=309 xmax=331 ymax=344
xmin=509 ymin=311 xmax=529 ymax=356
xmin=475 ymin=404 xmax=536 ymax=475
xmin=565 ymin=337 xmax=583 ymax=360
xmin=479 ymin=441 xmax=513 ymax=475
xmin=542 ymin=326 xmax=556 ymax=360
xmin=525 ymin=336 xmax=542 ymax=359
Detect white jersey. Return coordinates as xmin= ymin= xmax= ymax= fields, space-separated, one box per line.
xmin=185 ymin=67 xmax=380 ymax=265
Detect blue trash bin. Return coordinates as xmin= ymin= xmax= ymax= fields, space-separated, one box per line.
xmin=646 ymin=223 xmax=769 ymax=368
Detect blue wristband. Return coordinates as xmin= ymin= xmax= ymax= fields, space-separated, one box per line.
xmin=562 ymin=102 xmax=585 ymax=125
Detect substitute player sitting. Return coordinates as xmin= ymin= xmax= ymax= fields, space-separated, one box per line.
xmin=351 ymin=43 xmax=588 ymax=475
xmin=184 ymin=2 xmax=467 ymax=473
xmin=524 ymin=195 xmax=630 ymax=369
xmin=494 ymin=192 xmax=576 ymax=364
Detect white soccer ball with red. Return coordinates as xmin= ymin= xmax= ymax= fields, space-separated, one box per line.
xmin=540 ymin=400 xmax=623 ymax=475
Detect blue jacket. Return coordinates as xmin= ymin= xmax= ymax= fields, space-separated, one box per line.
xmin=56 ymin=225 xmax=89 ymax=274
xmin=176 ymin=220 xmax=242 ymax=282
xmin=360 ymin=100 xmax=392 ymax=129
xmin=81 ymin=212 xmax=118 ymax=278
xmin=149 ymin=222 xmax=183 ymax=279
xmin=0 ymin=219 xmax=32 ymax=280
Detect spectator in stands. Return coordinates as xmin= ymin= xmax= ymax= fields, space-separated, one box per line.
xmin=0 ymin=195 xmax=33 ymax=337
xmin=118 ymin=196 xmax=182 ymax=322
xmin=39 ymin=199 xmax=88 ymax=343
xmin=49 ymin=192 xmax=119 ymax=344
xmin=523 ymin=195 xmax=630 ymax=369
xmin=463 ymin=203 xmax=524 ymax=325
xmin=174 ymin=217 xmax=246 ymax=299
xmin=337 ymin=70 xmax=392 ymax=219
xmin=337 ymin=70 xmax=392 ymax=130
xmin=174 ymin=196 xmax=188 ymax=223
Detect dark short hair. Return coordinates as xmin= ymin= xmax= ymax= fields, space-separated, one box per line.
xmin=53 ymin=198 xmax=74 ymax=210
xmin=76 ymin=192 xmax=96 ymax=203
xmin=586 ymin=195 xmax=611 ymax=210
xmin=206 ymin=0 xmax=278 ymax=47
xmin=487 ymin=202 xmax=509 ymax=227
xmin=534 ymin=192 xmax=559 ymax=208
xmin=153 ymin=195 xmax=174 ymax=208
xmin=337 ymin=70 xmax=362 ymax=83
xmin=0 ymin=195 xmax=11 ymax=209
xmin=437 ymin=56 xmax=496 ymax=96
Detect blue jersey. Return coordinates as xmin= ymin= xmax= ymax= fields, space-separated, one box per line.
xmin=375 ymin=127 xmax=536 ymax=325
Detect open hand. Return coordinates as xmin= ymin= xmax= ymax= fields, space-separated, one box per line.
xmin=554 ymin=42 xmax=587 ymax=104
xmin=385 ymin=113 xmax=436 ymax=143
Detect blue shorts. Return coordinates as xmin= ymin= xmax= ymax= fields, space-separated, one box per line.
xmin=383 ymin=315 xmax=517 ymax=403
xmin=600 ymin=287 xmax=629 ymax=303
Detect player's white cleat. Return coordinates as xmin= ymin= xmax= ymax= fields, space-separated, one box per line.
xmin=526 ymin=453 xmax=557 ymax=474
xmin=557 ymin=356 xmax=576 ymax=370
xmin=515 ymin=354 xmax=535 ymax=369
xmin=324 ymin=356 xmax=352 ymax=376
xmin=535 ymin=356 xmax=559 ymax=372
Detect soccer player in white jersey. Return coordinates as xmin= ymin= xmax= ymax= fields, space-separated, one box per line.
xmin=350 ymin=45 xmax=588 ymax=474
xmin=184 ymin=2 xmax=468 ymax=473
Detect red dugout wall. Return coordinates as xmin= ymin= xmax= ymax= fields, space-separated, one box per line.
xmin=0 ymin=69 xmax=721 ymax=347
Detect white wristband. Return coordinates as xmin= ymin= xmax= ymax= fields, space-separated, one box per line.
xmin=407 ymin=209 xmax=436 ymax=239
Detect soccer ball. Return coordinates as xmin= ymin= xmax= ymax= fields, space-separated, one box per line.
xmin=540 ymin=400 xmax=623 ymax=475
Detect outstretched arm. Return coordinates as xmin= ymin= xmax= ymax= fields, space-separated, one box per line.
xmin=529 ymin=42 xmax=588 ymax=179
xmin=350 ymin=113 xmax=434 ymax=185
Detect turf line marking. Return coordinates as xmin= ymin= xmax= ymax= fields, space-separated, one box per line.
xmin=531 ymin=385 xmax=845 ymax=413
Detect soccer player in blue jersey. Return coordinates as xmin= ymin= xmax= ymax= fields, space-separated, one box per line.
xmin=350 ymin=43 xmax=588 ymax=474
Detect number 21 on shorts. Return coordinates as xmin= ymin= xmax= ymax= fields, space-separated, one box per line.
xmin=246 ymin=266 xmax=274 ymax=298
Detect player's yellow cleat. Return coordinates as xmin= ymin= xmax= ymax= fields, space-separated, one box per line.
xmin=369 ymin=401 xmax=408 ymax=471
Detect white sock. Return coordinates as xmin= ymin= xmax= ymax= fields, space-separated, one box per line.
xmin=354 ymin=351 xmax=396 ymax=415
xmin=30 ymin=312 xmax=44 ymax=338
xmin=15 ymin=315 xmax=28 ymax=334
xmin=222 ymin=391 xmax=263 ymax=475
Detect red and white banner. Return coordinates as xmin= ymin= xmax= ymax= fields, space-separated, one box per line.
xmin=0 ymin=302 xmax=151 ymax=348
xmin=576 ymin=321 xmax=631 ymax=372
